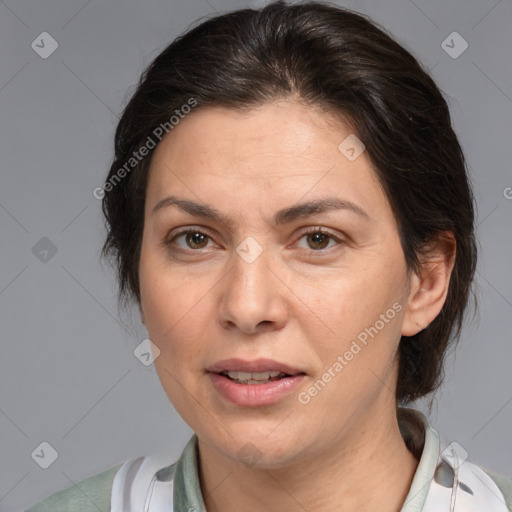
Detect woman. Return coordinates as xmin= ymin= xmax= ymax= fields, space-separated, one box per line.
xmin=26 ymin=1 xmax=511 ymax=511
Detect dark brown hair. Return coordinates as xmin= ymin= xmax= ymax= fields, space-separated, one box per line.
xmin=101 ymin=0 xmax=478 ymax=404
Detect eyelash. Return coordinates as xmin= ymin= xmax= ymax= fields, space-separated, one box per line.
xmin=162 ymin=226 xmax=346 ymax=256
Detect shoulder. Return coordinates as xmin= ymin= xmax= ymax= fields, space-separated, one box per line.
xmin=24 ymin=463 xmax=123 ymax=512
xmin=482 ymin=467 xmax=512 ymax=511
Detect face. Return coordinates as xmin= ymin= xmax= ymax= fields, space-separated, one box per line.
xmin=138 ymin=99 xmax=417 ymax=468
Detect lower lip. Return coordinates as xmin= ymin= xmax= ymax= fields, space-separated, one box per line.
xmin=208 ymin=372 xmax=306 ymax=407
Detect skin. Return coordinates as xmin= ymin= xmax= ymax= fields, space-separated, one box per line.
xmin=138 ymin=98 xmax=455 ymax=512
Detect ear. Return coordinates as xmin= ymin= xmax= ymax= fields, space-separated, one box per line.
xmin=401 ymin=231 xmax=456 ymax=337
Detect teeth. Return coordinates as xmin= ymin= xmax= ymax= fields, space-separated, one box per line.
xmin=225 ymin=370 xmax=286 ymax=381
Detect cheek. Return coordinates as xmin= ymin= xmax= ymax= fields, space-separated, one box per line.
xmin=139 ymin=268 xmax=218 ymax=390
xmin=305 ymin=258 xmax=406 ymax=384
xmin=139 ymin=270 xmax=209 ymax=412
xmin=139 ymin=253 xmax=208 ymax=339
xmin=304 ymin=292 xmax=404 ymax=421
xmin=313 ymin=268 xmax=402 ymax=336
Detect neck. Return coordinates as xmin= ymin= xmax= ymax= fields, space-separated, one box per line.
xmin=197 ymin=404 xmax=420 ymax=512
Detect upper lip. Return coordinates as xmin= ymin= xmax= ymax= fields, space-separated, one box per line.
xmin=207 ymin=358 xmax=305 ymax=375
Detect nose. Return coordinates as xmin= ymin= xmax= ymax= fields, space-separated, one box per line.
xmin=218 ymin=244 xmax=289 ymax=335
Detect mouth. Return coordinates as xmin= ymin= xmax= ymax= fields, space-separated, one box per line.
xmin=207 ymin=358 xmax=306 ymax=382
xmin=215 ymin=370 xmax=306 ymax=385
xmin=207 ymin=363 xmax=307 ymax=406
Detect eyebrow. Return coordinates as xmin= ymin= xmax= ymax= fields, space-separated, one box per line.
xmin=151 ymin=195 xmax=371 ymax=228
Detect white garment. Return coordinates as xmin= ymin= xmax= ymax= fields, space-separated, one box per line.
xmin=110 ymin=455 xmax=174 ymax=512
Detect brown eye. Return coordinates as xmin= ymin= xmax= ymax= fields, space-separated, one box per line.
xmin=183 ymin=231 xmax=209 ymax=249
xmin=306 ymin=232 xmax=331 ymax=250
xmin=296 ymin=228 xmax=343 ymax=252
xmin=165 ymin=229 xmax=214 ymax=251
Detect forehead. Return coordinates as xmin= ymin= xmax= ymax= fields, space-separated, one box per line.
xmin=146 ymin=100 xmax=391 ymax=224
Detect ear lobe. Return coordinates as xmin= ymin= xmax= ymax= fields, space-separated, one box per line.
xmin=401 ymin=232 xmax=456 ymax=337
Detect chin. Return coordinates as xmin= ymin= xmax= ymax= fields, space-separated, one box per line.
xmin=211 ymin=428 xmax=308 ymax=469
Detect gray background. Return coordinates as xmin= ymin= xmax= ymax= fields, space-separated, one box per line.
xmin=0 ymin=0 xmax=511 ymax=510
